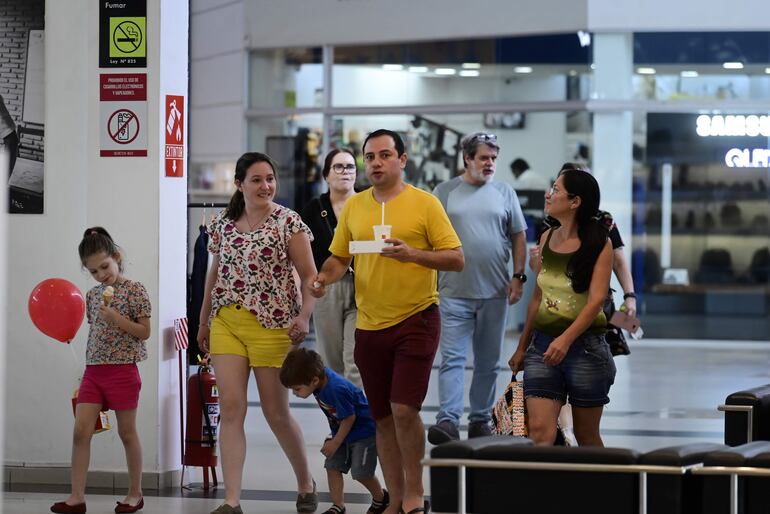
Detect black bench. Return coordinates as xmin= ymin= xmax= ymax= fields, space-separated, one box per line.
xmin=426 ymin=438 xmax=720 ymax=514
xmin=639 ymin=443 xmax=727 ymax=514
xmin=692 ymin=441 xmax=770 ymax=514
xmin=720 ymin=384 xmax=770 ymax=446
xmin=428 ymin=435 xmax=531 ymax=513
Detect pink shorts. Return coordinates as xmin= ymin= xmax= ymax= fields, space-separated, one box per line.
xmin=77 ymin=364 xmax=142 ymax=411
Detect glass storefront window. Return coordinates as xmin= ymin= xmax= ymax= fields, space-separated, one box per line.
xmin=332 ymin=35 xmax=592 ymax=107
xmin=633 ymin=32 xmax=770 ymax=101
xmin=248 ymin=114 xmax=325 ymax=209
xmin=248 ymin=48 xmax=323 ymax=109
xmin=633 ymin=72 xmax=770 ymax=101
xmin=632 ymin=111 xmax=770 ymax=339
xmin=189 ymin=161 xmax=237 ymax=199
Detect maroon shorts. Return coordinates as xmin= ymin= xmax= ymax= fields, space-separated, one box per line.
xmin=354 ymin=305 xmax=440 ymax=420
xmin=77 ymin=363 xmax=142 ymax=411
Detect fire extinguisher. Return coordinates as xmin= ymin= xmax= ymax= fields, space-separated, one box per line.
xmin=183 ymin=362 xmax=219 ymax=489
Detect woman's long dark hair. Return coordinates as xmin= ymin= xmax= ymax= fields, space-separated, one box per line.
xmin=225 ymin=152 xmax=279 ymax=221
xmin=559 ymin=167 xmax=607 ymax=293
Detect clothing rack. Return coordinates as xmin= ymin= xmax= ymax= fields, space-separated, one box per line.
xmin=188 ymin=202 xmax=228 ymax=208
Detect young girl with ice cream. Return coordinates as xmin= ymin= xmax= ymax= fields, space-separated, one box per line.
xmin=51 ymin=227 xmax=151 ymax=514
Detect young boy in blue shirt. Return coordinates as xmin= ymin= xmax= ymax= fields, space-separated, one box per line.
xmin=281 ymin=349 xmax=389 ymax=514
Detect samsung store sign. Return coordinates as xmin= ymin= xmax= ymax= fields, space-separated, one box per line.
xmin=696 ymin=115 xmax=770 ymax=137
xmin=696 ymin=115 xmax=770 ymax=167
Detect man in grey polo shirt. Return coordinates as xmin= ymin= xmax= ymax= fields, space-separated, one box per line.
xmin=429 ymin=132 xmax=527 ymax=443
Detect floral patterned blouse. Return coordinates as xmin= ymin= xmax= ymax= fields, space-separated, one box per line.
xmin=207 ymin=206 xmax=313 ymax=329
xmin=85 ymin=280 xmax=152 ymax=365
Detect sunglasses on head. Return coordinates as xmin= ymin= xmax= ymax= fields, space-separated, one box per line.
xmin=471 ymin=133 xmax=497 ymax=144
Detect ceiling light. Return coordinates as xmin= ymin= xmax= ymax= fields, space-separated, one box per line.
xmin=569 ymin=70 xmax=578 ymax=76
xmin=459 ymin=70 xmax=480 ymax=77
xmin=723 ymin=62 xmax=744 ymax=70
xmin=435 ymin=68 xmax=456 ymax=75
xmin=764 ymin=67 xmax=770 ymax=74
xmin=382 ymin=64 xmax=403 ymax=71
xmin=408 ymin=66 xmax=428 ymax=73
xmin=590 ymin=63 xmax=596 ymax=70
xmin=637 ymin=67 xmax=656 ymax=75
xmin=513 ymin=66 xmax=533 ymax=74
xmin=462 ymin=63 xmax=481 ymax=69
xmin=680 ymin=70 xmax=699 ymax=77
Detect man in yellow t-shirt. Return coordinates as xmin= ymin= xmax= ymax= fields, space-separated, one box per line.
xmin=311 ymin=129 xmax=463 ymax=514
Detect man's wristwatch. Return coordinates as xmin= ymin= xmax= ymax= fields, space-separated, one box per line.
xmin=512 ymin=273 xmax=527 ymax=283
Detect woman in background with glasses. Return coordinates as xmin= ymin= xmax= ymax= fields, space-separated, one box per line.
xmin=509 ymin=166 xmax=616 ymax=446
xmin=301 ymin=148 xmax=362 ymax=387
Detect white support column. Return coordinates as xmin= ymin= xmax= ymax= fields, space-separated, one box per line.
xmin=592 ymin=33 xmax=634 ymax=296
xmin=4 ymin=0 xmax=188 ymax=488
xmin=157 ymin=0 xmax=190 ymax=483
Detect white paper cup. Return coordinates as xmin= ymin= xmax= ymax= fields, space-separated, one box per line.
xmin=373 ymin=225 xmax=392 ymax=241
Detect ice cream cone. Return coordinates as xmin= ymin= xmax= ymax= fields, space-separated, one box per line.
xmin=102 ymin=286 xmax=114 ymax=306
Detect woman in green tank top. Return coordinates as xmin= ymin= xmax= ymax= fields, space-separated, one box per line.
xmin=508 ymin=167 xmax=616 ymax=446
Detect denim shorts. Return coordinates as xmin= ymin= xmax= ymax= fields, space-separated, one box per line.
xmin=324 ymin=436 xmax=377 ymax=480
xmin=523 ymin=330 xmax=616 ymax=408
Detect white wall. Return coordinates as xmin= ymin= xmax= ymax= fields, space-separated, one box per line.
xmin=4 ymin=0 xmax=188 ymax=478
xmin=244 ymin=0 xmax=587 ymax=48
xmin=243 ymin=0 xmax=770 ymax=50
xmin=190 ymin=0 xmax=244 ymax=163
xmin=5 ymin=0 xmax=93 ymax=468
xmin=587 ymin=0 xmax=770 ymax=32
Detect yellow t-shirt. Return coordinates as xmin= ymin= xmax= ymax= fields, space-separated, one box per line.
xmin=330 ymin=185 xmax=461 ymax=330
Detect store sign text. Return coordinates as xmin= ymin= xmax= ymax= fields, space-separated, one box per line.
xmin=725 ymin=148 xmax=770 ymax=168
xmin=695 ymin=115 xmax=770 ymax=167
xmin=696 ymin=115 xmax=770 ymax=137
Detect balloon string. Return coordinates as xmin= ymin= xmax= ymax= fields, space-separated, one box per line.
xmin=69 ymin=341 xmax=80 ymax=368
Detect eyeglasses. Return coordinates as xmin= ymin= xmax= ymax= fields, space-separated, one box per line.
xmin=331 ymin=163 xmax=357 ymax=174
xmin=548 ymin=184 xmax=576 ymax=198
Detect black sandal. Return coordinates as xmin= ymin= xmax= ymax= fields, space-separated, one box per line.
xmin=367 ymin=489 xmax=389 ymax=514
xmin=321 ymin=505 xmax=345 ymax=514
xmin=400 ymin=499 xmax=430 ymax=514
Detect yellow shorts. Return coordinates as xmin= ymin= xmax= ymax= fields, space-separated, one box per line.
xmin=210 ymin=305 xmax=292 ymax=368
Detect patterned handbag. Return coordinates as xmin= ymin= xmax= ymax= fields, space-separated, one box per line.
xmin=491 ymin=375 xmax=528 ymax=436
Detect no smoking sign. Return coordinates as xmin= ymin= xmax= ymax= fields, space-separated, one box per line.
xmin=100 ymin=73 xmax=147 ymax=157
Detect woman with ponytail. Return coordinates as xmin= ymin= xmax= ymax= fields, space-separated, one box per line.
xmin=198 ymin=152 xmax=318 ymax=514
xmin=508 ymin=166 xmax=615 ymax=446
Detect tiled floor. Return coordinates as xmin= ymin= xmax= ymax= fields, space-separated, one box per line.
xmin=5 ymin=336 xmax=770 ymax=513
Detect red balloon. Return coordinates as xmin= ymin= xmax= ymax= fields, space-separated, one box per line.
xmin=28 ymin=278 xmax=86 ymax=343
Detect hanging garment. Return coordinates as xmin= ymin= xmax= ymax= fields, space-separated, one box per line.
xmin=187 ymin=225 xmax=209 ymax=362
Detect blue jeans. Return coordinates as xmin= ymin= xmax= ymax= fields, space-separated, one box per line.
xmin=523 ymin=330 xmax=616 ymax=408
xmin=436 ymin=297 xmax=509 ymax=425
